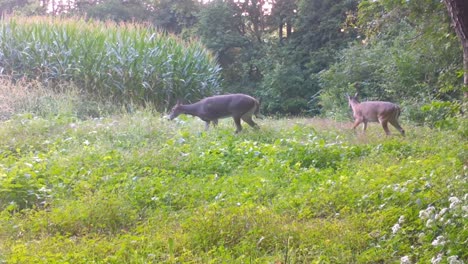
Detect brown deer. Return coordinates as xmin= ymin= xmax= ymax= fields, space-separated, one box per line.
xmin=347 ymin=93 xmax=405 ymax=136
xmin=168 ymin=94 xmax=261 ymax=133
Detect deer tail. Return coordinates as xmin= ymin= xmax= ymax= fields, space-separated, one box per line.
xmin=393 ymin=105 xmax=402 ymax=121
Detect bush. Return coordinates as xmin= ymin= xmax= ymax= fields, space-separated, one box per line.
xmin=420 ymin=101 xmax=461 ymax=129
xmin=319 ymin=17 xmax=462 ymax=120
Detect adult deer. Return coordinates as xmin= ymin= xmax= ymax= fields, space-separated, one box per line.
xmin=168 ymin=94 xmax=261 ymax=133
xmin=347 ymin=93 xmax=405 ymax=136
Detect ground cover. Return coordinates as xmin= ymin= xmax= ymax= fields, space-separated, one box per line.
xmin=0 ymin=111 xmax=466 ymax=263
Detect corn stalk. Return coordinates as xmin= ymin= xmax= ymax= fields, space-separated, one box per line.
xmin=0 ymin=16 xmax=222 ymax=111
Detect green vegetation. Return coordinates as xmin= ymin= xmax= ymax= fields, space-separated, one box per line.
xmin=0 ymin=1 xmax=466 ymax=262
xmin=0 ymin=16 xmax=221 ymax=110
xmin=319 ymin=0 xmax=463 ymax=121
xmin=0 ymin=81 xmax=466 ymax=263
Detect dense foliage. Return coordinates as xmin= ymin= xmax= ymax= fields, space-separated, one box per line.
xmin=320 ymin=0 xmax=464 ymax=121
xmin=0 ymin=16 xmax=221 ymax=111
xmin=0 ymin=82 xmax=466 ymax=262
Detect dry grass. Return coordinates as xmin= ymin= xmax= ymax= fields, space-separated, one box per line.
xmin=0 ymin=78 xmax=121 ymax=120
xmin=0 ymin=78 xmax=53 ymax=120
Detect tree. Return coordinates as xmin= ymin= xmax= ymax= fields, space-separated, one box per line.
xmin=270 ymin=0 xmax=296 ymax=43
xmin=150 ymin=0 xmax=200 ymax=34
xmin=73 ymin=0 xmax=152 ymax=22
xmin=0 ymin=0 xmax=45 ymax=16
xmin=443 ymin=0 xmax=468 ymax=97
xmin=197 ymin=1 xmax=248 ymax=59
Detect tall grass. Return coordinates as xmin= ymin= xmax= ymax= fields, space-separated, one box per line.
xmin=0 ymin=78 xmax=120 ymax=120
xmin=0 ymin=16 xmax=221 ymax=110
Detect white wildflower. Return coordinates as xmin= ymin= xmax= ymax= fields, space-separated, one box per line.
xmin=447 ymin=255 xmax=462 ymax=264
xmin=392 ymin=223 xmax=401 ymax=234
xmin=38 ymin=186 xmax=50 ymax=193
xmin=419 ymin=206 xmax=436 ymax=220
xmin=449 ymin=197 xmax=461 ymax=209
xmin=398 ymin=215 xmax=405 ymax=224
xmin=419 ymin=210 xmax=428 ymax=219
xmin=426 ymin=219 xmax=434 ymax=228
xmin=83 ymin=139 xmax=90 ymax=145
xmin=400 ymin=255 xmax=411 ymax=264
xmin=436 ymin=208 xmax=448 ymax=220
xmin=431 ymin=253 xmax=443 ymax=264
xmin=257 ymin=236 xmax=265 ymax=246
xmin=175 ymin=119 xmax=185 ymax=125
xmin=432 ymin=236 xmax=446 ymax=246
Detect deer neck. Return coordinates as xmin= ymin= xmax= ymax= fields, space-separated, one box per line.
xmin=349 ymin=101 xmax=360 ymax=112
xmin=180 ymin=103 xmax=203 ymax=117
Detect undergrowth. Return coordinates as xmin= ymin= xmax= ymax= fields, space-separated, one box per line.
xmin=0 ymin=92 xmax=466 ymax=263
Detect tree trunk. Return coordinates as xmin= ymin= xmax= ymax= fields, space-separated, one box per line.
xmin=443 ymin=0 xmax=468 ymax=97
xmin=286 ymin=21 xmax=292 ymax=38
xmin=279 ymin=20 xmax=283 ymax=44
xmin=464 ymin=41 xmax=468 ymax=98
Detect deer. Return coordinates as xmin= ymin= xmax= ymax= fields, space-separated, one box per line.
xmin=346 ymin=93 xmax=405 ymax=136
xmin=168 ymin=93 xmax=262 ymax=133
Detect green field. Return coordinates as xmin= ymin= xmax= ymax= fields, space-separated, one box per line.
xmin=0 ymin=108 xmax=466 ymax=263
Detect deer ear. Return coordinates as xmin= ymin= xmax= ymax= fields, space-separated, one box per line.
xmin=354 ymin=92 xmax=358 ymax=97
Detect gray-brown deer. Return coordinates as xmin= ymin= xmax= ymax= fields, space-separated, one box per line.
xmin=168 ymin=94 xmax=261 ymax=133
xmin=347 ymin=93 xmax=405 ymax=136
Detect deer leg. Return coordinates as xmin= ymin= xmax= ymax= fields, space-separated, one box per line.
xmin=212 ymin=119 xmax=218 ymax=127
xmin=205 ymin=121 xmax=210 ymax=130
xmin=241 ymin=115 xmax=259 ymax=129
xmin=233 ymin=117 xmax=243 ymax=133
xmin=389 ymin=120 xmax=405 ymax=136
xmin=380 ymin=121 xmax=391 ymax=135
xmin=352 ymin=119 xmax=362 ymax=131
xmin=362 ymin=121 xmax=368 ymax=132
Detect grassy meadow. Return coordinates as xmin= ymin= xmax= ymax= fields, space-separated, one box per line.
xmin=0 ymin=81 xmax=466 ymax=263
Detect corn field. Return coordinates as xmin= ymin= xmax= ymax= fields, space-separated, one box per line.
xmin=0 ymin=16 xmax=222 ymax=110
